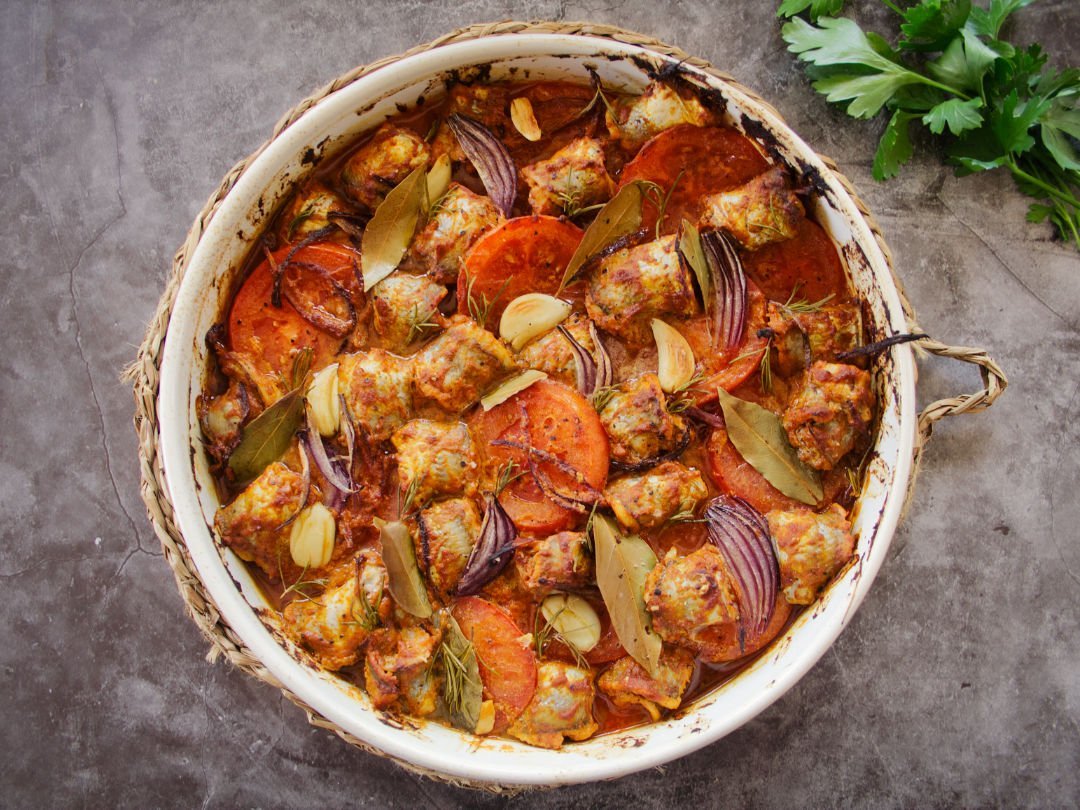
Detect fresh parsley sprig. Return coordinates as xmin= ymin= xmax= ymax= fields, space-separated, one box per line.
xmin=779 ymin=0 xmax=1080 ymax=249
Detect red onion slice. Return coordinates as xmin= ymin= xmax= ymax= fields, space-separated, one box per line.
xmin=704 ymin=495 xmax=778 ymax=641
xmin=280 ymin=261 xmax=357 ymax=338
xmin=701 ymin=231 xmax=747 ymax=351
xmin=446 ymin=114 xmax=517 ymax=217
xmin=303 ymin=411 xmax=357 ymax=495
xmin=557 ymin=320 xmax=612 ymax=396
xmin=456 ymin=493 xmax=518 ymax=596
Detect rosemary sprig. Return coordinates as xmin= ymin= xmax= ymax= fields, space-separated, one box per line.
xmin=666 ymin=370 xmax=705 ymax=414
xmin=464 ymin=272 xmax=510 ymax=326
xmin=661 ymin=509 xmax=707 ymax=529
xmin=590 ymin=384 xmax=618 ymax=412
xmin=493 ymin=460 xmax=524 ymax=496
xmin=347 ymin=586 xmax=382 ymax=631
xmin=405 ymin=303 xmax=439 ymax=344
xmin=638 ymin=171 xmax=684 ymax=239
xmin=440 ymin=635 xmax=481 ymax=719
xmin=399 ymin=475 xmax=421 ymax=518
xmin=759 ymin=337 xmax=774 ymax=393
xmin=779 ymin=285 xmax=835 ymax=318
xmin=532 ymin=607 xmax=589 ymax=669
xmin=286 ymin=204 xmax=315 ymax=242
xmin=277 ymin=559 xmax=327 ymax=606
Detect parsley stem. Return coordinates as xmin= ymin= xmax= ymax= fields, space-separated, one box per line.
xmin=913 ymin=74 xmax=971 ymax=101
xmin=879 ymin=0 xmax=903 ymax=14
xmin=1008 ymin=160 xmax=1080 ymax=210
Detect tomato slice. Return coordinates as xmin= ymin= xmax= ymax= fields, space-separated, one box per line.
xmin=228 ymin=242 xmax=361 ymax=376
xmin=742 ymin=218 xmax=848 ymax=304
xmin=458 ymin=216 xmax=583 ymax=328
xmin=618 ymin=125 xmax=769 ymax=235
xmin=680 ymin=280 xmax=770 ymax=403
xmin=705 ymin=427 xmax=807 ymax=515
xmin=452 ymin=596 xmax=538 ymax=733
xmin=467 ymin=379 xmax=609 ymax=534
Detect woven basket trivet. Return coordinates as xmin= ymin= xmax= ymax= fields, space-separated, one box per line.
xmin=128 ymin=20 xmax=1007 ymax=792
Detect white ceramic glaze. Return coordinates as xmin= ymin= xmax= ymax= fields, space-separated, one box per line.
xmin=158 ymin=33 xmax=916 ymax=786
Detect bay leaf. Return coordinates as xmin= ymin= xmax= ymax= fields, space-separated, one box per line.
xmin=227 ymin=389 xmax=303 ymax=484
xmin=376 ymin=518 xmax=432 ymax=618
xmin=442 ymin=615 xmax=482 ymax=732
xmin=558 ymin=182 xmax=644 ymax=291
xmin=678 ymin=218 xmax=711 ymax=305
xmin=592 ymin=514 xmax=662 ymax=677
xmin=715 ymin=387 xmax=823 ymax=505
xmin=425 ymin=154 xmax=452 ymax=210
xmin=360 ymin=164 xmax=426 ymax=291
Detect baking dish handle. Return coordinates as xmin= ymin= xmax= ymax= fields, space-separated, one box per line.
xmin=914 ymin=336 xmax=1008 ymax=449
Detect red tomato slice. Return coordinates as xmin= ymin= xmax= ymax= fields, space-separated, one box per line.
xmin=618 ymin=125 xmax=769 ymax=235
xmin=228 ymin=242 xmax=361 ymax=376
xmin=452 ymin=596 xmax=538 ymax=733
xmin=742 ymin=218 xmax=848 ymax=304
xmin=680 ymin=280 xmax=770 ymax=403
xmin=705 ymin=427 xmax=807 ymax=515
xmin=468 ymin=379 xmax=609 ymax=534
xmin=459 ymin=216 xmax=583 ymax=328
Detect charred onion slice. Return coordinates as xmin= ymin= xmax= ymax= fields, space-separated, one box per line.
xmin=704 ymin=495 xmax=778 ymax=640
xmin=280 ymin=260 xmax=357 ymax=338
xmin=701 ymin=231 xmax=747 ymax=351
xmin=456 ymin=493 xmax=517 ymax=596
xmin=558 ymin=321 xmax=612 ymax=396
xmin=684 ymin=405 xmax=725 ymax=428
xmin=490 ymin=437 xmax=603 ymax=510
xmin=446 ymin=114 xmax=517 ymax=217
xmin=303 ymin=411 xmax=356 ymax=497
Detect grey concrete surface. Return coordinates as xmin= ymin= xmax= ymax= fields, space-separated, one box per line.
xmin=3 ymin=0 xmax=1078 ymax=806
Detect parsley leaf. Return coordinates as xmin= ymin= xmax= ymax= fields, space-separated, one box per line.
xmin=777 ymin=0 xmax=846 ymax=20
xmin=874 ymin=110 xmax=917 ymax=180
xmin=926 ymin=30 xmax=1000 ymax=92
xmin=900 ymin=0 xmax=972 ymax=52
xmin=1040 ymin=98 xmax=1080 ymax=171
xmin=779 ymin=0 xmax=1080 ymax=251
xmin=923 ymin=97 xmax=985 ymax=135
xmin=968 ymin=0 xmax=1037 ymax=39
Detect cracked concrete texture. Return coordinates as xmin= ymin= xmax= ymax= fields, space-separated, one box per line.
xmin=2 ymin=0 xmax=1077 ymax=806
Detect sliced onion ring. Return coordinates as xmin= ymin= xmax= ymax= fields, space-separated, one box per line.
xmin=280 ymin=260 xmax=357 ymax=338
xmin=701 ymin=231 xmax=747 ymax=352
xmin=557 ymin=320 xmax=612 ymax=396
xmin=456 ymin=493 xmax=518 ymax=596
xmin=704 ymin=495 xmax=778 ymax=643
xmin=304 ymin=410 xmax=357 ymax=495
xmin=446 ymin=114 xmax=517 ymax=217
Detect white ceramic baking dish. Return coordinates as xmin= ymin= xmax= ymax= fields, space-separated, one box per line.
xmin=157 ymin=29 xmax=920 ymax=787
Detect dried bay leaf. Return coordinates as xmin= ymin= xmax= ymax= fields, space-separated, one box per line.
xmin=441 ymin=615 xmax=482 ymax=732
xmin=678 ymin=218 xmax=711 ymax=305
xmin=558 ymin=182 xmax=644 ymax=291
xmin=360 ymin=164 xmax=426 ymax=290
xmin=375 ymin=518 xmax=432 ymax=618
xmin=592 ymin=514 xmax=662 ymax=676
xmin=715 ymin=387 xmax=823 ymax=505
xmin=227 ymin=389 xmax=303 ymax=484
xmin=425 ymin=154 xmax=452 ymax=209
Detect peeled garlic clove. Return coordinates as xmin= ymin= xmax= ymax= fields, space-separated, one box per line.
xmin=541 ymin=593 xmax=601 ymax=653
xmin=289 ymin=502 xmax=336 ymax=568
xmin=499 ymin=293 xmax=572 ymax=351
xmin=475 ymin=699 xmax=496 ymax=735
xmin=480 ymin=370 xmax=547 ymax=411
xmin=426 ymin=154 xmax=452 ymax=208
xmin=510 ymin=97 xmax=542 ymax=142
xmin=306 ymin=363 xmax=340 ymax=436
xmin=651 ymin=318 xmax=696 ymax=393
